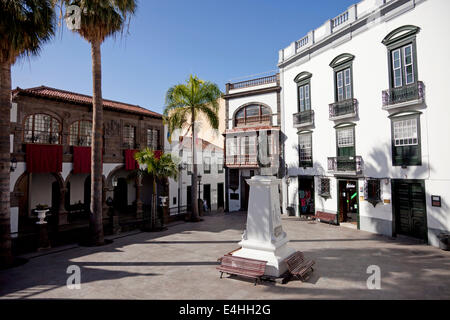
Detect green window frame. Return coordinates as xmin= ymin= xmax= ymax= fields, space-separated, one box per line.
xmin=330 ymin=54 xmax=355 ymax=103
xmin=390 ymin=112 xmax=422 ymax=167
xmin=382 ymin=26 xmax=420 ymax=90
xmin=335 ymin=125 xmax=356 ymax=158
xmin=294 ymin=72 xmax=313 ymax=112
xmin=298 ymin=131 xmax=313 ymax=168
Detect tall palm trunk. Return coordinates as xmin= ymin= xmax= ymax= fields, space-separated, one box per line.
xmin=152 ymin=176 xmax=156 ymax=229
xmin=89 ymin=40 xmax=104 ymax=245
xmin=0 ymin=61 xmax=12 ymax=266
xmin=190 ymin=109 xmax=199 ymax=221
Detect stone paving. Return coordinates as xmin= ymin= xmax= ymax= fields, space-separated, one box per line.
xmin=1 ymin=212 xmax=449 ymax=300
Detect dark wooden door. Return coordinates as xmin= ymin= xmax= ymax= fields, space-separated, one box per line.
xmin=217 ymin=183 xmax=224 ymax=209
xmin=203 ymin=184 xmax=211 ymax=210
xmin=114 ymin=178 xmax=127 ymax=212
xmin=187 ymin=186 xmax=192 ymax=211
xmin=241 ymin=177 xmax=250 ymax=211
xmin=393 ymin=180 xmax=427 ymax=241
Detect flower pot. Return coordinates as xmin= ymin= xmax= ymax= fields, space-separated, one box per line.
xmin=36 ymin=209 xmax=49 ymax=225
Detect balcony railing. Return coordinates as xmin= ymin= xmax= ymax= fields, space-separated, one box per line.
xmin=329 ymin=98 xmax=358 ymax=120
xmin=293 ymin=110 xmax=314 ymax=128
xmin=328 ymin=156 xmax=363 ymax=174
xmin=226 ymin=155 xmax=258 ymax=167
xmin=382 ymin=81 xmax=425 ymax=109
xmin=332 ymin=11 xmax=349 ymax=29
xmin=229 ymin=74 xmax=278 ymax=90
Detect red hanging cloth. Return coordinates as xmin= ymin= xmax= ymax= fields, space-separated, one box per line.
xmin=26 ymin=144 xmax=63 ymax=173
xmin=125 ymin=149 xmax=139 ymax=170
xmin=73 ymin=146 xmax=91 ymax=174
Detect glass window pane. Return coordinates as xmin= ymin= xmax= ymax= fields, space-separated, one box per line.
xmin=246 ymin=105 xmax=259 ymax=117
xmin=261 ymin=106 xmax=270 ymax=115
xmin=236 ymin=108 xmax=245 ymax=118
xmin=337 ymin=128 xmax=354 ymax=147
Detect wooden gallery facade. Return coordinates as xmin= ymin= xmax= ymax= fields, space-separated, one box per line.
xmin=9 ymin=86 xmax=164 ymax=252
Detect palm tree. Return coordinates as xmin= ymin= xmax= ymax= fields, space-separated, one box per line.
xmin=58 ymin=0 xmax=137 ymax=245
xmin=0 ymin=1 xmax=55 ymax=268
xmin=134 ymin=149 xmax=178 ymax=230
xmin=164 ymin=75 xmax=222 ymax=222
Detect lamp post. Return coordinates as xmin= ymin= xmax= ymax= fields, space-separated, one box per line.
xmin=10 ymin=157 xmax=17 ymax=172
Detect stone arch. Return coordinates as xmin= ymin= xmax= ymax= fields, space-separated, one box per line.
xmin=106 ymin=165 xmax=126 ymax=189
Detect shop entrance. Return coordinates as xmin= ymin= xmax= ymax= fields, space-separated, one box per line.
xmin=338 ymin=179 xmax=359 ymax=224
xmin=298 ymin=176 xmax=315 ymax=217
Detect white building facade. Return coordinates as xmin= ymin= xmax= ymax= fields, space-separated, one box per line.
xmin=278 ymin=0 xmax=450 ymax=247
xmin=165 ymin=133 xmax=226 ymax=217
xmin=223 ymin=76 xmax=282 ymax=212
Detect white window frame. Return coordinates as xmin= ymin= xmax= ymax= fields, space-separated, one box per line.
xmin=393 ymin=118 xmax=418 ymax=147
xmin=299 ymin=133 xmax=312 ymax=163
xmin=337 ymin=128 xmax=354 ymax=148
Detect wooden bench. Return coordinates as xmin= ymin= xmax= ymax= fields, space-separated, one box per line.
xmin=315 ymin=211 xmax=337 ymax=225
xmin=217 ymin=255 xmax=267 ymax=285
xmin=217 ymin=247 xmax=242 ymax=263
xmin=285 ymin=251 xmax=315 ymax=282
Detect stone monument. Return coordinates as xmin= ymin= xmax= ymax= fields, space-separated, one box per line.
xmin=231 ymin=130 xmax=295 ymax=277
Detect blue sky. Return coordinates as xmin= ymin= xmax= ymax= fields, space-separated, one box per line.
xmin=12 ymin=0 xmax=356 ymax=114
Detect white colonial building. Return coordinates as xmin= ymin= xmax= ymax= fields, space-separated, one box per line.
xmin=223 ymin=75 xmax=282 ymax=212
xmin=277 ymin=0 xmax=450 ymax=247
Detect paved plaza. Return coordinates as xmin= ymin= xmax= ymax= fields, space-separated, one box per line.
xmin=1 ymin=212 xmax=449 ymax=300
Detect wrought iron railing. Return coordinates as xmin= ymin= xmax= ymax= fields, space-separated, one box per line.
xmin=329 ymin=99 xmax=358 ymax=120
xmin=382 ymin=81 xmax=424 ymax=107
xmin=293 ymin=110 xmax=314 ymax=127
xmin=328 ymin=156 xmax=362 ymax=174
xmin=229 ymin=74 xmax=278 ymax=90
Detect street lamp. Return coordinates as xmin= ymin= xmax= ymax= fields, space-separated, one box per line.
xmin=10 ymin=157 xmax=17 ymax=172
xmin=112 ymin=176 xmax=118 ymax=188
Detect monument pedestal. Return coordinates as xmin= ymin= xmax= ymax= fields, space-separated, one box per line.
xmin=232 ymin=175 xmax=295 ymax=277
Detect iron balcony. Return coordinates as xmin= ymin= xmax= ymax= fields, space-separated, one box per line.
xmin=328 ymin=156 xmax=363 ymax=175
xmin=329 ymin=98 xmax=358 ymax=121
xmin=382 ymin=81 xmax=425 ymax=110
xmin=293 ymin=110 xmax=314 ymax=128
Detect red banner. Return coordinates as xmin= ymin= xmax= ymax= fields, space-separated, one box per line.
xmin=26 ymin=144 xmax=63 ymax=173
xmin=73 ymin=146 xmax=91 ymax=174
xmin=125 ymin=149 xmax=139 ymax=170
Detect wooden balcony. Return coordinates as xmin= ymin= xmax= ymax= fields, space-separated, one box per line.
xmin=293 ymin=110 xmax=314 ymax=128
xmin=382 ymin=81 xmax=425 ymax=110
xmin=329 ymin=99 xmax=358 ymax=121
xmin=328 ymin=156 xmax=363 ymax=175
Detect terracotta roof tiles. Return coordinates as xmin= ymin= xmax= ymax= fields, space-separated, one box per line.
xmin=12 ymin=86 xmax=162 ymax=118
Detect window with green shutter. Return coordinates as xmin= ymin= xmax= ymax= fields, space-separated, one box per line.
xmin=390 ymin=113 xmax=422 ymax=166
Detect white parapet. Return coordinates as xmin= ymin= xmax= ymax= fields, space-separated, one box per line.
xmin=232 ymin=175 xmax=296 ymax=277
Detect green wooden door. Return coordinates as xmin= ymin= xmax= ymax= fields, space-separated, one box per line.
xmin=393 ymin=180 xmax=427 ymax=241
